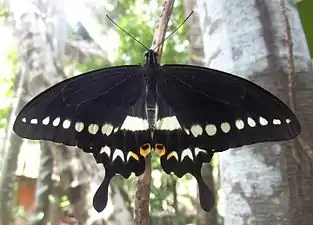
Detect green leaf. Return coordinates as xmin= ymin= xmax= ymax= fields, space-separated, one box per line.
xmin=0 ymin=8 xmax=8 ymax=18
xmin=297 ymin=0 xmax=313 ymax=58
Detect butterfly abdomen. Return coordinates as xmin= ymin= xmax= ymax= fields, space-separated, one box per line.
xmin=145 ymin=76 xmax=158 ymax=131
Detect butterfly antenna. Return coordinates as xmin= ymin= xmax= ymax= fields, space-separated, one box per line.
xmin=106 ymin=15 xmax=149 ymax=51
xmin=153 ymin=11 xmax=194 ymax=51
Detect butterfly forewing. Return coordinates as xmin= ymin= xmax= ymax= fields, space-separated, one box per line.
xmin=153 ymin=93 xmax=216 ymax=211
xmin=14 ymin=65 xmax=142 ymax=144
xmin=158 ymin=65 xmax=300 ymax=150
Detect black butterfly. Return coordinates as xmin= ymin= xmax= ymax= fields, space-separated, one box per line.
xmin=13 ymin=49 xmax=301 ymax=212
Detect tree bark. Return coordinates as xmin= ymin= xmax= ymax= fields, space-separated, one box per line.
xmin=197 ymin=0 xmax=313 ymax=225
xmin=32 ymin=142 xmax=53 ymax=225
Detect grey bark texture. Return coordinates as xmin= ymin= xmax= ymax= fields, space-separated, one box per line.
xmin=197 ymin=0 xmax=313 ymax=225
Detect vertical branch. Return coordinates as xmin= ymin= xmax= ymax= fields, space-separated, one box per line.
xmin=151 ymin=0 xmax=175 ymax=58
xmin=134 ymin=1 xmax=175 ymax=225
xmin=172 ymin=179 xmax=179 ymax=225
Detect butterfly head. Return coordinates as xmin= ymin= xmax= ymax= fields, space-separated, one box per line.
xmin=144 ymin=50 xmax=159 ymax=66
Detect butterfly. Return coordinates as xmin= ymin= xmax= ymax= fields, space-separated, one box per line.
xmin=13 ymin=49 xmax=301 ymax=212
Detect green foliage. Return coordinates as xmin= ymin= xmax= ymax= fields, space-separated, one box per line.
xmin=0 ymin=46 xmax=19 ymax=130
xmin=297 ymin=0 xmax=313 ymax=58
xmin=0 ymin=8 xmax=8 ymax=18
xmin=0 ymin=0 xmax=8 ymax=18
xmin=13 ymin=206 xmax=28 ymax=221
xmin=49 ymin=194 xmax=71 ymax=210
xmin=114 ymin=0 xmax=188 ymax=65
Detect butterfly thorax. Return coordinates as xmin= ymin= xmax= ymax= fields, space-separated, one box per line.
xmin=144 ymin=50 xmax=160 ymax=132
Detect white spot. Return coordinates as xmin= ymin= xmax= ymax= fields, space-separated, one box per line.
xmin=156 ymin=116 xmax=181 ymax=130
xmin=100 ymin=146 xmax=111 ymax=157
xmin=181 ymin=148 xmax=194 ymax=161
xmin=221 ymin=122 xmax=231 ymax=133
xmin=247 ymin=117 xmax=256 ymax=127
xmin=62 ymin=119 xmax=71 ymax=129
xmin=286 ymin=119 xmax=291 ymax=124
xmin=184 ymin=128 xmax=190 ymax=135
xmin=30 ymin=119 xmax=38 ymax=124
xmin=194 ymin=147 xmax=207 ymax=156
xmin=190 ymin=124 xmax=203 ymax=137
xmin=273 ymin=119 xmax=281 ymax=125
xmin=22 ymin=118 xmax=27 ymax=123
xmin=113 ymin=127 xmax=119 ymax=133
xmin=112 ymin=149 xmax=125 ymax=162
xmin=126 ymin=152 xmax=138 ymax=161
xmin=88 ymin=124 xmax=99 ymax=135
xmin=235 ymin=119 xmax=244 ymax=130
xmin=42 ymin=117 xmax=50 ymax=125
xmin=121 ymin=116 xmax=149 ymax=131
xmin=101 ymin=123 xmax=114 ymax=136
xmin=205 ymin=124 xmax=217 ymax=136
xmin=52 ymin=117 xmax=60 ymax=126
xmin=259 ymin=117 xmax=268 ymax=126
xmin=75 ymin=122 xmax=84 ymax=132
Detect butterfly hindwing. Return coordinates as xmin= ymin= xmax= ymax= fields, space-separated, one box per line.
xmin=154 ymin=96 xmax=215 ymax=211
xmin=154 ymin=96 xmax=214 ymax=172
xmin=91 ymin=91 xmax=151 ymax=212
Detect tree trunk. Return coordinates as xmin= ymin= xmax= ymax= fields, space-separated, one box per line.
xmin=0 ymin=0 xmax=42 ymax=222
xmin=0 ymin=71 xmax=26 ymax=225
xmin=32 ymin=142 xmax=53 ymax=225
xmin=197 ymin=0 xmax=313 ymax=225
xmin=184 ymin=1 xmax=217 ymax=225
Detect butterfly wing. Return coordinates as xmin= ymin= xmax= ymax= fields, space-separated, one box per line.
xmin=155 ymin=64 xmax=301 ymax=211
xmin=13 ymin=65 xmax=151 ymax=212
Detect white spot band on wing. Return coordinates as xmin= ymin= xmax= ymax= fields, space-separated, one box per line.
xmin=156 ymin=116 xmax=181 ymax=131
xmin=112 ymin=149 xmax=125 ymax=162
xmin=181 ymin=148 xmax=194 ymax=161
xmin=194 ymin=147 xmax=207 ymax=156
xmin=190 ymin=124 xmax=203 ymax=137
xmin=120 ymin=116 xmax=149 ymax=131
xmin=100 ymin=146 xmax=111 ymax=157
